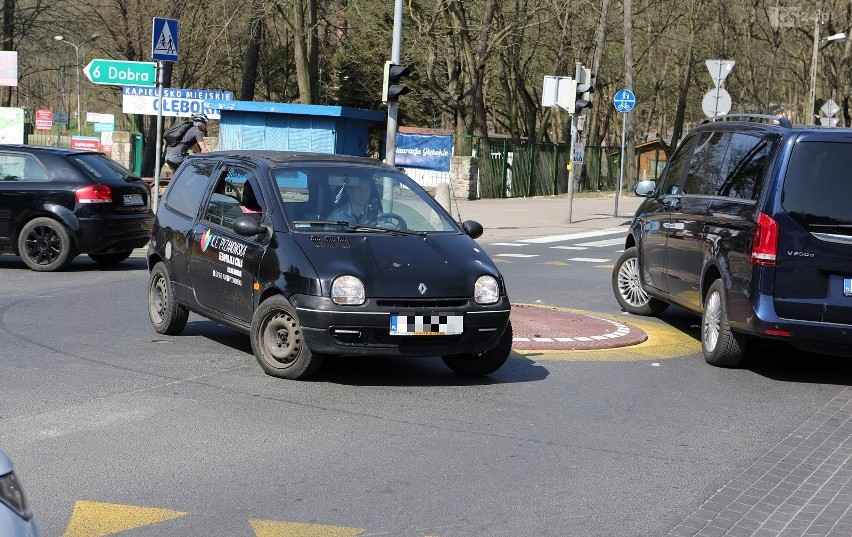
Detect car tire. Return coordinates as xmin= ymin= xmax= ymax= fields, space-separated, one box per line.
xmin=17 ymin=217 xmax=76 ymax=272
xmin=250 ymin=295 xmax=323 ymax=380
xmin=612 ymin=246 xmax=669 ymax=316
xmin=88 ymin=250 xmax=134 ymax=265
xmin=702 ymin=279 xmax=747 ymax=367
xmin=148 ymin=262 xmax=189 ymax=335
xmin=442 ymin=321 xmax=513 ymax=377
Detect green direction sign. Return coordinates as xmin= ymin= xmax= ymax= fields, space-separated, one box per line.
xmin=83 ymin=59 xmax=157 ymax=87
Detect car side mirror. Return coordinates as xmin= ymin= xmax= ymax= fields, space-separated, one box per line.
xmin=233 ymin=215 xmax=267 ymax=237
xmin=461 ymin=220 xmax=483 ymax=239
xmin=634 ymin=179 xmax=656 ymax=197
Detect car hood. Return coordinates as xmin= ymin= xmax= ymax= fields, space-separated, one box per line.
xmin=291 ymin=232 xmax=502 ymax=298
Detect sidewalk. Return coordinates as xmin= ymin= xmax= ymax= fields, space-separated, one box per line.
xmin=450 ymin=191 xmax=643 ymax=242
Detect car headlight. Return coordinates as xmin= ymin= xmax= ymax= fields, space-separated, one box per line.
xmin=474 ymin=275 xmax=500 ymax=304
xmin=332 ymin=275 xmax=365 ymax=305
xmin=0 ymin=471 xmax=32 ymax=520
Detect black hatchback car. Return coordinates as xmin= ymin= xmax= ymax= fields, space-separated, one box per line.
xmin=146 ymin=151 xmax=512 ymax=380
xmin=612 ymin=114 xmax=852 ymax=366
xmin=0 ymin=145 xmax=153 ymax=271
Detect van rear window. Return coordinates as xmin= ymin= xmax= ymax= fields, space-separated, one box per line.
xmin=782 ymin=141 xmax=852 ymax=236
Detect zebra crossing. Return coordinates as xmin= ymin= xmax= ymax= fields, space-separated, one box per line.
xmin=488 ymin=227 xmax=627 ymax=266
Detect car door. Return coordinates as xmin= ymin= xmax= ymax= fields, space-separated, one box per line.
xmin=0 ymin=152 xmax=51 ymax=251
xmin=188 ymin=164 xmax=269 ymax=322
xmin=159 ymin=159 xmax=218 ymax=300
xmin=665 ymin=130 xmax=731 ymax=310
xmin=638 ymin=134 xmax=697 ymax=294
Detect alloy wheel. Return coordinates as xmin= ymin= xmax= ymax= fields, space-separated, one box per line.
xmin=617 ymin=257 xmax=650 ymax=308
xmin=703 ymin=291 xmax=722 ymax=352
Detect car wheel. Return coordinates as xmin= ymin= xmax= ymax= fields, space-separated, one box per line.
xmin=442 ymin=321 xmax=513 ymax=376
xmin=88 ymin=250 xmax=134 ymax=265
xmin=702 ymin=279 xmax=747 ymax=367
xmin=17 ymin=217 xmax=76 ymax=272
xmin=148 ymin=262 xmax=189 ymax=335
xmin=250 ymin=295 xmax=323 ymax=380
xmin=612 ymin=246 xmax=669 ymax=316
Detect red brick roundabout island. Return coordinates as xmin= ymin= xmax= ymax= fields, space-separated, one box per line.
xmin=510 ymin=304 xmax=647 ymax=351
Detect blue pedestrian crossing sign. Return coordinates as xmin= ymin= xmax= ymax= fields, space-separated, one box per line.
xmin=152 ymin=17 xmax=179 ymax=62
xmin=613 ymin=89 xmax=636 ymax=113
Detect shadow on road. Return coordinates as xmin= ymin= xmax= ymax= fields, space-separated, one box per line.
xmin=0 ymin=255 xmax=148 ymax=272
xmin=181 ymin=319 xmax=548 ymax=387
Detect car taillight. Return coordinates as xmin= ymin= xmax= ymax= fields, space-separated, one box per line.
xmin=751 ymin=211 xmax=779 ymax=266
xmin=75 ymin=184 xmax=112 ymax=204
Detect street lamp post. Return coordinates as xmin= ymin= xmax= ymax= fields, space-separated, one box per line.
xmin=54 ymin=33 xmax=100 ymax=134
xmin=806 ymin=13 xmax=845 ymax=125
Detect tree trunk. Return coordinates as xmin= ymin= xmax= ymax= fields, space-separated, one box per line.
xmin=623 ymin=0 xmax=636 ymax=189
xmin=241 ymin=2 xmax=264 ymax=101
xmin=582 ymin=0 xmax=610 ymax=189
xmin=293 ymin=0 xmax=319 ymax=104
xmin=2 ymin=0 xmax=13 ymax=107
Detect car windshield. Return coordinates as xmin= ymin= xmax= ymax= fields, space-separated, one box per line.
xmin=273 ymin=164 xmax=459 ymax=234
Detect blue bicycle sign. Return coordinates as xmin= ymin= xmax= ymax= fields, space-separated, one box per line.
xmin=613 ymin=89 xmax=636 ymax=113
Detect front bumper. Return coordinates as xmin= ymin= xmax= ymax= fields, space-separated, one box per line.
xmin=290 ymin=294 xmax=511 ymax=357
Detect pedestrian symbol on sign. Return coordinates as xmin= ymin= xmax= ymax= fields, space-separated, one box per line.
xmin=155 ymin=27 xmax=175 ymax=56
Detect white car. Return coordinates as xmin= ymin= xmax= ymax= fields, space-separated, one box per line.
xmin=0 ymin=449 xmax=39 ymax=537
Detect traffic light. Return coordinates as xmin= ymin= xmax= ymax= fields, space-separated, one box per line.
xmin=382 ymin=61 xmax=411 ymax=103
xmin=574 ymin=67 xmax=594 ymax=113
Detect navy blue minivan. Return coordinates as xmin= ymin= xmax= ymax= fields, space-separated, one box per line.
xmin=612 ymin=114 xmax=852 ymax=366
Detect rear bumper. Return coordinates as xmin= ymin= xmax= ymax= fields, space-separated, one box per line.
xmin=290 ymin=294 xmax=511 ymax=357
xmin=731 ymin=292 xmax=852 ymax=347
xmin=74 ymin=213 xmax=153 ymax=253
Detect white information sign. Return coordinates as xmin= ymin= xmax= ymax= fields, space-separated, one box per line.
xmin=122 ymin=86 xmax=233 ymax=119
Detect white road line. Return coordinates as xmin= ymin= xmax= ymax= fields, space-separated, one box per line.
xmin=495 ymin=253 xmax=539 ymax=258
xmin=549 ymin=246 xmax=588 ymax=250
xmin=568 ymin=257 xmax=610 ymax=263
xmin=518 ymin=228 xmax=626 ymax=244
xmin=574 ymin=238 xmax=626 ymax=248
xmin=490 ymin=242 xmax=528 ymax=246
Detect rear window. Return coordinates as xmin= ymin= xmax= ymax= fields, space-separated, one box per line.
xmin=782 ymin=141 xmax=852 ymax=236
xmin=68 ymin=153 xmax=137 ymax=184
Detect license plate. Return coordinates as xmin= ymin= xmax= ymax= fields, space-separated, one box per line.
xmin=123 ymin=194 xmax=144 ymax=206
xmin=390 ymin=314 xmax=463 ymax=336
xmin=845 ymin=278 xmax=852 ymax=297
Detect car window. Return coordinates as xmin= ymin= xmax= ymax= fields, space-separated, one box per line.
xmin=682 ymin=131 xmax=731 ymax=195
xmin=275 ymin=164 xmax=458 ymax=233
xmin=657 ymin=135 xmax=696 ymax=196
xmin=68 ymin=153 xmax=137 ymax=183
xmin=781 ymin=140 xmax=852 ymax=236
xmin=202 ymin=167 xmax=264 ymax=229
xmin=164 ymin=161 xmax=216 ymax=219
xmin=718 ymin=133 xmax=770 ymax=200
xmin=0 ymin=153 xmax=49 ymax=182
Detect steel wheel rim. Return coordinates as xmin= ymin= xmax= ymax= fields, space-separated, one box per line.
xmin=704 ymin=291 xmax=721 ymax=352
xmin=617 ymin=256 xmax=650 ymax=307
xmin=24 ymin=225 xmax=61 ymax=266
xmin=150 ymin=274 xmax=168 ymax=324
xmin=262 ymin=311 xmax=301 ymax=366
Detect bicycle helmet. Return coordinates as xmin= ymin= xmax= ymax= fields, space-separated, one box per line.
xmin=191 ymin=113 xmax=208 ymax=125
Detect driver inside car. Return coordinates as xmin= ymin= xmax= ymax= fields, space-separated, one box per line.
xmin=327 ymin=177 xmax=380 ymax=225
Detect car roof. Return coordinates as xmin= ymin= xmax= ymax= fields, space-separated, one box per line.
xmin=696 ymin=115 xmax=852 ymax=136
xmin=0 ymin=144 xmax=99 ymax=157
xmin=192 ymin=150 xmax=392 ymax=169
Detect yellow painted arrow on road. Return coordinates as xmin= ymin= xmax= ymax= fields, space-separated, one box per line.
xmin=62 ymin=500 xmax=187 ymax=537
xmin=250 ymin=519 xmax=365 ymax=537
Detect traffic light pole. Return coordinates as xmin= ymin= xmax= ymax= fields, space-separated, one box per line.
xmin=153 ymin=61 xmax=164 ymax=213
xmin=565 ymin=61 xmax=582 ymax=224
xmin=384 ymin=0 xmax=404 ymax=167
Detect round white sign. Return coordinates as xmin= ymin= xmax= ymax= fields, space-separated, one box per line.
xmin=702 ymin=89 xmax=732 ymax=117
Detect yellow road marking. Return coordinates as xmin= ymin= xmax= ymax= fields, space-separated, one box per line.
xmin=512 ymin=305 xmax=700 ymax=362
xmin=540 ymin=261 xmax=569 ymax=266
xmin=493 ymin=258 xmax=511 ymax=263
xmin=250 ymin=519 xmax=365 ymax=537
xmin=62 ymin=500 xmax=187 ymax=537
xmin=595 ymin=264 xmax=614 ymax=269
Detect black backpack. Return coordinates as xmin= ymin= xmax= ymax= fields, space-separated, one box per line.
xmin=163 ymin=121 xmax=193 ymax=146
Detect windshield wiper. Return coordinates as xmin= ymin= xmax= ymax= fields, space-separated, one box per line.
xmin=292 ymin=220 xmax=425 ymax=237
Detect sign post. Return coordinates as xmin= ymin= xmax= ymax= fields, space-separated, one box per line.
xmin=151 ymin=17 xmax=180 ymax=212
xmin=613 ymin=89 xmax=636 ymax=217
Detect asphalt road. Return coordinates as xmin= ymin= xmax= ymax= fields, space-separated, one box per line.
xmin=1 ymin=241 xmax=850 ymax=537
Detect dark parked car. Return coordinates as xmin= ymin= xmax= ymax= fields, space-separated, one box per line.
xmin=147 ymin=151 xmax=512 ymax=380
xmin=612 ymin=114 xmax=852 ymax=366
xmin=0 ymin=145 xmax=153 ymax=271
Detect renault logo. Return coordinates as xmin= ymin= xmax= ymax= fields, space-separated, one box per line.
xmin=418 ymin=283 xmax=427 ymax=295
